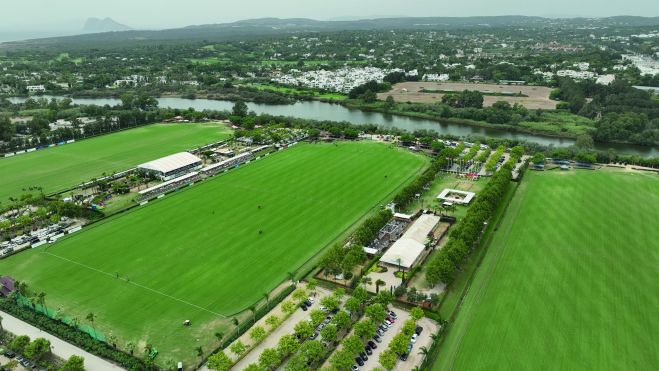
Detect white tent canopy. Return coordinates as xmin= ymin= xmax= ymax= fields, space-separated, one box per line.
xmin=380 ymin=214 xmax=440 ymax=269
xmin=138 ymin=152 xmax=202 ymax=175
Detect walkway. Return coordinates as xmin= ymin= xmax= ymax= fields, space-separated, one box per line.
xmin=0 ymin=310 xmax=123 ymax=371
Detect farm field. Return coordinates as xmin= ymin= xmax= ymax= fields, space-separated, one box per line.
xmin=380 ymin=81 xmax=556 ymax=109
xmin=0 ymin=141 xmax=428 ymax=365
xmin=433 ymin=169 xmax=659 ymax=371
xmin=0 ymin=123 xmax=231 ymax=200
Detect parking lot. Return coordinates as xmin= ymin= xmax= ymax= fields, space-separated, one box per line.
xmin=358 ymin=309 xmax=411 ymax=370
xmin=229 ymin=286 xmax=334 ymax=370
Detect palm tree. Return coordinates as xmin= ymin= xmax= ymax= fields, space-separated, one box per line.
xmin=263 ymin=292 xmax=270 ymax=309
xmin=249 ymin=305 xmax=256 ymax=324
xmin=232 ymin=317 xmax=239 ymax=330
xmin=361 ymin=276 xmax=372 ymax=287
xmin=54 ymin=308 xmax=64 ymax=322
xmin=195 ymin=346 xmax=203 ymax=361
xmin=375 ymin=279 xmax=386 ymax=294
xmin=86 ymin=312 xmax=97 ymax=339
xmin=126 ymin=341 xmax=136 ymax=355
xmin=37 ymin=292 xmax=46 ymax=313
xmin=107 ymin=333 xmax=118 ymax=348
xmin=287 ymin=271 xmax=296 ymax=283
xmin=214 ymin=332 xmax=224 ymax=343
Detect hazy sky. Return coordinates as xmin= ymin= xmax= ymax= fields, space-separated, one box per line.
xmin=2 ymin=0 xmax=659 ymax=31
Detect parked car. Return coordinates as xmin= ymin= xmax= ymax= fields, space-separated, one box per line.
xmin=301 ymin=304 xmax=308 ymax=311
xmin=304 ymin=300 xmax=312 ymax=307
xmin=308 ymin=297 xmax=314 ymax=304
xmin=310 ymin=332 xmax=318 ymax=340
xmin=411 ymin=334 xmax=418 ymax=343
xmin=373 ymin=335 xmax=382 ymax=343
xmin=389 ymin=311 xmax=397 ymax=319
xmin=320 ymin=306 xmax=327 ymax=312
xmin=364 ymin=346 xmax=372 ymax=356
xmin=359 ymin=352 xmax=368 ymax=361
xmin=368 ymin=340 xmax=378 ymax=349
xmin=415 ymin=326 xmax=423 ymax=335
xmin=4 ymin=350 xmax=15 ymax=358
xmin=355 ymin=357 xmax=364 ymax=366
xmin=385 ymin=319 xmax=393 ymax=326
xmin=400 ymin=353 xmax=409 ymax=361
xmin=351 ymin=366 xmax=359 ymax=371
xmin=331 ymin=308 xmax=339 ymax=314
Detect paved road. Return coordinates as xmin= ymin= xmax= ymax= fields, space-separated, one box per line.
xmin=230 ymin=287 xmax=333 ymax=370
xmin=0 ymin=311 xmax=123 ymax=371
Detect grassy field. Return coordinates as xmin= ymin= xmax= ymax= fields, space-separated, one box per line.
xmin=0 ymin=142 xmax=427 ymax=365
xmin=519 ymin=111 xmax=595 ymax=136
xmin=0 ymin=123 xmax=231 ymax=201
xmin=246 ymin=83 xmax=347 ymax=100
xmin=433 ymin=169 xmax=659 ymax=370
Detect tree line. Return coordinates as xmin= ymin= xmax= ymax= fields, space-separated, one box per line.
xmin=425 ymin=152 xmax=519 ymax=287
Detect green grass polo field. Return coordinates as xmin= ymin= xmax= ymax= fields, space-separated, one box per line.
xmin=434 ymin=169 xmax=659 ymax=371
xmin=0 ymin=123 xmax=231 ymax=201
xmin=0 ymin=141 xmax=428 ymax=365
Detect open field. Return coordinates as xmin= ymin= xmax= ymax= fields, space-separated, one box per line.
xmin=0 ymin=123 xmax=231 ymax=200
xmin=433 ymin=169 xmax=659 ymax=370
xmin=246 ymin=83 xmax=348 ymax=100
xmin=0 ymin=142 xmax=428 ymax=365
xmin=380 ymin=82 xmax=556 ymax=109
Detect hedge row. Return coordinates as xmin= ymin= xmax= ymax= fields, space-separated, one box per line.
xmin=425 ymin=157 xmax=516 ymax=287
xmin=0 ymin=299 xmax=146 ymax=370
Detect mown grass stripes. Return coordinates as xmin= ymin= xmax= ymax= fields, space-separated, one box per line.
xmin=0 ymin=123 xmax=231 ymax=201
xmin=434 ymin=169 xmax=659 ymax=371
xmin=0 ymin=141 xmax=427 ymax=365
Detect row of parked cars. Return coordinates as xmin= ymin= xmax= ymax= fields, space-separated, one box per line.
xmin=3 ymin=348 xmax=43 ymax=370
xmin=352 ymin=310 xmax=400 ymax=369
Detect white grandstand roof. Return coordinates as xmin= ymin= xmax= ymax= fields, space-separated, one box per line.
xmin=138 ymin=152 xmax=201 ymax=174
xmin=380 ymin=214 xmax=440 ymax=269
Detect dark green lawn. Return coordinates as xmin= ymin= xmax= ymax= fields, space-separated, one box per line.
xmin=434 ymin=169 xmax=659 ymax=370
xmin=0 ymin=141 xmax=427 ymax=365
xmin=0 ymin=123 xmax=231 ymax=201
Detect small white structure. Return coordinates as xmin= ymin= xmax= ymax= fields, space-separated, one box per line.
xmin=437 ymin=189 xmax=476 ymax=205
xmin=380 ymin=214 xmax=440 ymax=270
xmin=138 ymin=152 xmax=202 ymax=181
xmin=26 ymin=85 xmax=46 ymax=93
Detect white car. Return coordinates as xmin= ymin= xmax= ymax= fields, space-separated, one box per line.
xmin=308 ymin=297 xmax=315 ymax=304
xmin=411 ymin=334 xmax=418 ymax=343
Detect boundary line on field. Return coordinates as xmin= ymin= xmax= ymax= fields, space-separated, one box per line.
xmin=41 ymin=251 xmax=226 ymax=318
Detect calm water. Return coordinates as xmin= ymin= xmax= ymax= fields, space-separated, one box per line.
xmin=9 ymin=96 xmax=658 ymax=157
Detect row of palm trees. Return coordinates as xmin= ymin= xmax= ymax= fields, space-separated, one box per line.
xmin=11 ymin=282 xmax=99 ymax=340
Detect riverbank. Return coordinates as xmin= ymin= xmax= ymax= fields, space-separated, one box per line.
xmin=6 ymin=95 xmax=658 ymax=157
xmin=342 ymin=100 xmax=589 ymax=140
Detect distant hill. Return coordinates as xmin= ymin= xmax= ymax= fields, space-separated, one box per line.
xmin=82 ymin=17 xmax=132 ymax=33
xmin=3 ymin=15 xmax=659 ymax=49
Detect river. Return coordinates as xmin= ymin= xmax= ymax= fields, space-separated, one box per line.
xmin=9 ymin=96 xmax=658 ymax=157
